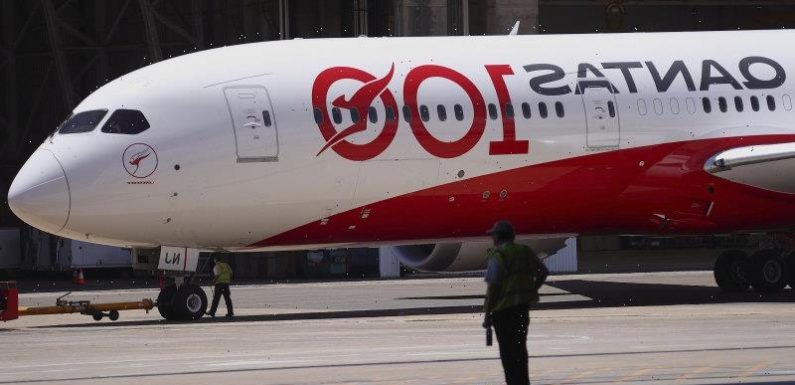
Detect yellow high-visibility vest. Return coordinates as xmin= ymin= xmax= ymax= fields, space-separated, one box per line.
xmin=216 ymin=262 xmax=232 ymax=284
xmin=487 ymin=244 xmax=540 ymax=313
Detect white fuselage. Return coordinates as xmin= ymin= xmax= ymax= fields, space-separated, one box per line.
xmin=9 ymin=30 xmax=795 ymax=251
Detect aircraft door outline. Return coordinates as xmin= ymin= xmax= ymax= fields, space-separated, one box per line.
xmin=223 ymin=86 xmax=279 ymax=162
xmin=577 ymin=79 xmax=620 ymax=148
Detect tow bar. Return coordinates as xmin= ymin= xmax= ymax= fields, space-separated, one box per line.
xmin=1 ymin=281 xmax=155 ymax=322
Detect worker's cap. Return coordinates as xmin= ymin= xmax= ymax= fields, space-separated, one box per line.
xmin=486 ymin=220 xmax=515 ymax=239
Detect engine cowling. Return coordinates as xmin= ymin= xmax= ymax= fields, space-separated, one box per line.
xmin=388 ymin=238 xmax=569 ymax=272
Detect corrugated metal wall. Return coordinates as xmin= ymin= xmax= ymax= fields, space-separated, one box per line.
xmin=545 ymin=238 xmax=577 ymax=273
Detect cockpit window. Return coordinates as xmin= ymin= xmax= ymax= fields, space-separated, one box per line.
xmin=57 ymin=110 xmax=108 ymax=134
xmin=101 ymin=109 xmax=151 ymax=135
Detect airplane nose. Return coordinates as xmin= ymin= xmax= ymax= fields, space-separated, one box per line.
xmin=7 ymin=149 xmax=71 ymax=233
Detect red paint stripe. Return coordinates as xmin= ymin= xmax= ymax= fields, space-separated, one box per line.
xmin=251 ymin=135 xmax=795 ymax=248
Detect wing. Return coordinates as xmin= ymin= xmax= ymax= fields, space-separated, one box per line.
xmin=706 ymin=142 xmax=795 ymax=194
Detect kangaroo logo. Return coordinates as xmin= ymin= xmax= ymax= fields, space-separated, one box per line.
xmin=123 ymin=143 xmax=158 ymax=178
xmin=312 ymin=64 xmax=399 ymax=161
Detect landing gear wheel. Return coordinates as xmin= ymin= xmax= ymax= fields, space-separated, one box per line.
xmin=173 ymin=284 xmax=208 ymax=321
xmin=750 ymin=250 xmax=789 ymax=293
xmin=92 ymin=313 xmax=103 ymax=321
xmin=157 ymin=284 xmax=178 ymax=321
xmin=108 ymin=310 xmax=120 ymax=321
xmin=714 ymin=250 xmax=750 ymax=292
xmin=787 ymin=252 xmax=795 ymax=290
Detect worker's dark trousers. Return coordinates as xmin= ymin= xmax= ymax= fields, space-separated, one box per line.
xmin=492 ymin=304 xmax=531 ymax=385
xmin=209 ymin=283 xmax=233 ymax=316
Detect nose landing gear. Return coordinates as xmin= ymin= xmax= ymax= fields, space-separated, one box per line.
xmin=156 ymin=279 xmax=208 ymax=321
xmin=156 ymin=284 xmax=178 ymax=320
xmin=174 ymin=284 xmax=208 ymax=320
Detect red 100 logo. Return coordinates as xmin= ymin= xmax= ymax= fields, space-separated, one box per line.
xmin=312 ymin=63 xmax=528 ymax=161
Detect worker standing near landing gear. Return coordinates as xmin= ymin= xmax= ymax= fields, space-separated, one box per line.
xmin=207 ymin=256 xmax=234 ymax=318
xmin=482 ymin=220 xmax=548 ymax=385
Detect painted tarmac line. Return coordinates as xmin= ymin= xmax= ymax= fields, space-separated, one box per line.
xmin=673 ymin=366 xmax=713 ymax=384
xmin=738 ymin=360 xmax=775 ymax=380
xmin=614 ymin=367 xmax=654 ymax=383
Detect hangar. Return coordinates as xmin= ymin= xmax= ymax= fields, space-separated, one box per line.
xmin=2 ymin=0 xmax=794 ymax=277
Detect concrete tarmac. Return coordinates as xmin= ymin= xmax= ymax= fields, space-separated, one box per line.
xmin=3 ymin=271 xmax=795 ymax=385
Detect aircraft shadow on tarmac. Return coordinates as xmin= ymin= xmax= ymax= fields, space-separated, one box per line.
xmin=402 ymin=280 xmax=794 ymax=309
xmin=36 ymin=279 xmax=793 ymax=329
xmin=545 ymin=279 xmax=794 ymax=308
xmin=34 ymin=305 xmax=487 ymax=329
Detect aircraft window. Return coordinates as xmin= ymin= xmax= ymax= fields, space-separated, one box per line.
xmin=555 ymin=102 xmax=565 ymax=118
xmin=350 ymin=108 xmax=360 ymax=123
xmin=669 ymin=98 xmax=680 ymax=115
xmin=751 ymin=96 xmax=760 ymax=112
xmin=686 ymin=98 xmax=697 ymax=114
xmin=538 ymin=102 xmax=548 ymax=118
xmin=332 ymin=107 xmax=342 ymax=124
xmin=437 ymin=105 xmax=447 ymax=122
xmin=368 ymin=106 xmax=378 ymax=123
xmin=637 ymin=99 xmax=648 ymax=116
xmin=488 ymin=103 xmax=498 ymax=120
xmin=262 ymin=110 xmax=272 ymax=127
xmin=521 ymin=102 xmax=531 ymax=119
xmin=653 ymin=98 xmax=663 ymax=115
xmin=101 ymin=109 xmax=150 ymax=135
xmin=313 ymin=108 xmax=323 ymax=124
xmin=607 ymin=101 xmax=616 ymax=118
xmin=454 ymin=104 xmax=464 ymax=121
xmin=385 ymin=106 xmax=395 ymax=121
xmin=718 ymin=97 xmax=727 ymax=113
xmin=58 ymin=109 xmax=108 ymax=134
xmin=702 ymin=98 xmax=712 ymax=114
xmin=734 ymin=96 xmax=744 ymax=112
xmin=420 ymin=105 xmax=430 ymax=122
xmin=402 ymin=105 xmax=412 ymax=122
xmin=767 ymin=95 xmax=776 ymax=111
xmin=784 ymin=95 xmax=793 ymax=111
xmin=505 ymin=103 xmax=515 ymax=119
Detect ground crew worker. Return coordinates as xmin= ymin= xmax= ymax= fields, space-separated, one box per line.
xmin=482 ymin=220 xmax=548 ymax=385
xmin=207 ymin=255 xmax=234 ymax=318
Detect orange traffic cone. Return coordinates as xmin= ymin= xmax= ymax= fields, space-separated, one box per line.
xmin=76 ymin=269 xmax=86 ymax=285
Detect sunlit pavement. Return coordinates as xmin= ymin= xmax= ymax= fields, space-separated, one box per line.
xmin=3 ymin=271 xmax=794 ymax=384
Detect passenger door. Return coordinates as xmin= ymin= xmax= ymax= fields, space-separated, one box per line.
xmin=223 ymin=86 xmax=279 ymax=162
xmin=578 ymin=80 xmax=620 ymax=148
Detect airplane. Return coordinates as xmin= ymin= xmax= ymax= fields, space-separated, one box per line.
xmin=7 ymin=29 xmax=795 ymax=321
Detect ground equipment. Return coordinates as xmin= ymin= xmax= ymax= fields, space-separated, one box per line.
xmin=1 ymin=281 xmax=154 ymax=322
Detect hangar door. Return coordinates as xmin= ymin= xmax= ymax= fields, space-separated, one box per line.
xmin=224 ymin=86 xmax=279 ymax=162
xmin=578 ymin=80 xmax=620 ymax=148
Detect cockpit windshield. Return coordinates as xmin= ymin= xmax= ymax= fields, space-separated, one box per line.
xmin=101 ymin=109 xmax=151 ymax=135
xmin=57 ymin=109 xmax=108 ymax=134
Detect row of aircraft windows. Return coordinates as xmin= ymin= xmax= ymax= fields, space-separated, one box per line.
xmin=637 ymin=95 xmax=793 ymax=116
xmin=313 ymin=101 xmax=566 ymax=125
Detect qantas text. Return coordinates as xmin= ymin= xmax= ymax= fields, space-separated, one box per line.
xmin=312 ymin=57 xmax=785 ymax=161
